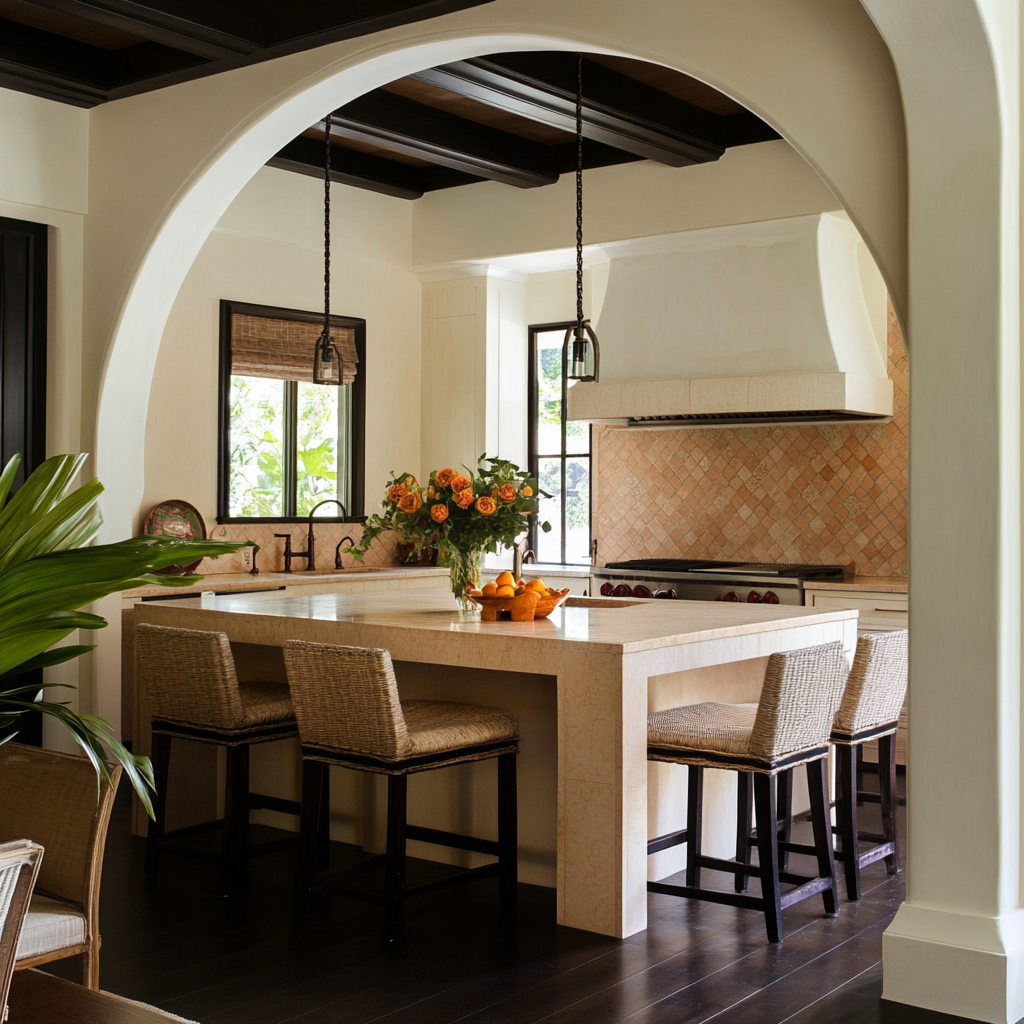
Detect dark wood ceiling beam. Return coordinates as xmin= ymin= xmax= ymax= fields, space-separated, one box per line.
xmin=412 ymin=54 xmax=729 ymax=167
xmin=268 ymin=137 xmax=426 ymax=201
xmin=21 ymin=0 xmax=256 ymax=59
xmin=327 ymin=92 xmax=559 ymax=189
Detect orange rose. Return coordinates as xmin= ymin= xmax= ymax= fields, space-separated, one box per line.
xmin=455 ymin=488 xmax=474 ymax=509
xmin=475 ymin=496 xmax=497 ymax=515
xmin=522 ymin=485 xmax=533 ymax=497
xmin=430 ymin=503 xmax=449 ymax=523
xmin=499 ymin=484 xmax=517 ymax=503
xmin=398 ymin=491 xmax=422 ymax=514
xmin=427 ymin=486 xmax=436 ymax=499
xmin=435 ymin=468 xmax=454 ymax=487
xmin=387 ymin=483 xmax=408 ymax=503
xmin=491 ymin=487 xmax=501 ymax=499
xmin=451 ymin=474 xmax=471 ymax=492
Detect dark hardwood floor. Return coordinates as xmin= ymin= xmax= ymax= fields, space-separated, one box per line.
xmin=37 ymin=771 xmax=948 ymax=1024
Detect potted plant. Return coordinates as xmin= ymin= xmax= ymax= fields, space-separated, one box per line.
xmin=0 ymin=453 xmax=245 ymax=816
xmin=349 ymin=454 xmax=550 ymax=606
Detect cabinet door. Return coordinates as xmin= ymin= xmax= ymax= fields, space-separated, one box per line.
xmin=809 ymin=591 xmax=907 ymax=632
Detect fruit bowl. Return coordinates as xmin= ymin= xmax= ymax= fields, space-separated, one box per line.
xmin=468 ymin=588 xmax=570 ymax=622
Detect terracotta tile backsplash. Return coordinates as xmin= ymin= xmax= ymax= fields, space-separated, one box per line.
xmin=594 ymin=305 xmax=907 ymax=578
xmin=195 ymin=522 xmax=399 ymax=574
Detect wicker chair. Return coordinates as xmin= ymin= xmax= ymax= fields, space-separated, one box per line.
xmin=283 ymin=640 xmax=519 ymax=942
xmin=0 ymin=745 xmax=120 ymax=989
xmin=647 ymin=641 xmax=848 ymax=943
xmin=0 ymin=840 xmax=43 ymax=1021
xmin=135 ymin=623 xmax=301 ymax=892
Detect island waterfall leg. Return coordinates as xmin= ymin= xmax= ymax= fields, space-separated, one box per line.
xmin=556 ymin=653 xmax=648 ymax=938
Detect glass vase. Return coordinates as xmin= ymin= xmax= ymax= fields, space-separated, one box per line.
xmin=439 ymin=544 xmax=480 ymax=611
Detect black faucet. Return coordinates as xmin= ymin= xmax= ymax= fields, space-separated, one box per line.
xmin=307 ymin=499 xmax=347 ymax=571
xmin=273 ymin=533 xmax=309 ymax=573
xmin=335 ymin=535 xmax=355 ymax=570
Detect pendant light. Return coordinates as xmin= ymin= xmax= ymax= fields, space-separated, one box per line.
xmin=312 ymin=113 xmax=343 ymax=385
xmin=562 ymin=53 xmax=600 ymax=383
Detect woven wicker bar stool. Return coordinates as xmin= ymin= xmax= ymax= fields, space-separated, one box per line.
xmin=135 ymin=623 xmax=301 ymax=892
xmin=739 ymin=630 xmax=908 ymax=901
xmin=283 ymin=640 xmax=519 ymax=943
xmin=647 ymin=641 xmax=847 ymax=943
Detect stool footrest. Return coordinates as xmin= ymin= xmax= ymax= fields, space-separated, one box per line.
xmin=250 ymin=794 xmax=301 ymax=816
xmin=647 ymin=829 xmax=688 ymax=855
xmin=857 ymin=842 xmax=896 ymax=868
xmin=647 ymin=881 xmax=763 ymax=912
xmin=405 ymin=825 xmax=499 ymax=856
xmin=779 ymin=876 xmax=833 ymax=909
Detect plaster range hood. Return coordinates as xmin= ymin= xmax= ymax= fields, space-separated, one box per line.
xmin=566 ymin=213 xmax=894 ymax=428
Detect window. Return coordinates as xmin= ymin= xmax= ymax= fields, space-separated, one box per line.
xmin=217 ymin=301 xmax=365 ymax=521
xmin=528 ymin=323 xmax=592 ymax=564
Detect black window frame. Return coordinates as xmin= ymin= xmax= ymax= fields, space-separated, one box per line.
xmin=527 ymin=321 xmax=593 ymax=565
xmin=217 ymin=299 xmax=366 ymax=524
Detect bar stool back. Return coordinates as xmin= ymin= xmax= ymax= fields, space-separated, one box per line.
xmin=136 ymin=623 xmax=301 ymax=891
xmin=283 ymin=640 xmax=519 ymax=942
xmin=648 ymin=641 xmax=848 ymax=943
xmin=830 ymin=629 xmax=908 ymax=898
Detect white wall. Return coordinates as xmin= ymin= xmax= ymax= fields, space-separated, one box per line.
xmin=143 ymin=167 xmax=421 ymax=526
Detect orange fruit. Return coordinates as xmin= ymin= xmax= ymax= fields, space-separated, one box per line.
xmin=482 ymin=582 xmax=497 ymax=596
xmin=495 ymin=571 xmax=515 ymax=588
xmin=496 ymin=585 xmax=515 ymax=598
xmin=526 ymin=579 xmax=547 ymax=594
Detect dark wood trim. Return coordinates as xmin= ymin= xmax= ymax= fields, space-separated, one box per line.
xmin=413 ymin=53 xmax=737 ymax=167
xmin=325 ymin=95 xmax=559 ymax=188
xmin=217 ymin=299 xmax=367 ymax=522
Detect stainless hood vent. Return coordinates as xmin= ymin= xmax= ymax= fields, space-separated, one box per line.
xmin=629 ymin=409 xmax=889 ymax=429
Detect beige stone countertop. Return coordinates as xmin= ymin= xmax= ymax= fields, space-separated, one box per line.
xmin=122 ymin=566 xmax=450 ymax=600
xmin=803 ymin=576 xmax=907 ymax=594
xmin=138 ymin=586 xmax=858 ymax=656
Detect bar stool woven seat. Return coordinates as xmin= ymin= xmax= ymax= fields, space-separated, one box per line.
xmin=647 ymin=641 xmax=848 ymax=943
xmin=284 ymin=640 xmax=519 ymax=942
xmin=136 ymin=623 xmax=301 ymax=891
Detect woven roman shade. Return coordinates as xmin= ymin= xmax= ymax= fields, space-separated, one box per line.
xmin=231 ymin=312 xmax=358 ymax=385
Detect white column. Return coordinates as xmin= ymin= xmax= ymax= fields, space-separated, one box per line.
xmin=861 ymin=3 xmax=1024 ymax=1021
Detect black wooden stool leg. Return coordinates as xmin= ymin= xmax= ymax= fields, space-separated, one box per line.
xmin=878 ymin=734 xmax=901 ymax=875
xmin=295 ymin=759 xmax=324 ymax=912
xmin=856 ymin=744 xmax=865 ymax=806
xmin=806 ymin=758 xmax=839 ymax=916
xmin=498 ymin=752 xmax=518 ymax=913
xmin=221 ymin=743 xmax=250 ymax=893
xmin=686 ymin=766 xmax=704 ymax=888
xmin=317 ymin=764 xmax=331 ymax=870
xmin=753 ymin=773 xmax=782 ymax=943
xmin=145 ymin=732 xmax=172 ymax=876
xmin=777 ymin=769 xmax=793 ymax=872
xmin=837 ymin=744 xmax=861 ymax=900
xmin=734 ymin=772 xmax=752 ymax=893
xmin=383 ymin=773 xmax=408 ymax=944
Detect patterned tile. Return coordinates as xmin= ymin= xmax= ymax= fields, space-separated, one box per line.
xmin=595 ymin=303 xmax=908 ymax=577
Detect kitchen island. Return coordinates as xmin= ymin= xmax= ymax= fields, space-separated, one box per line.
xmin=134 ymin=588 xmax=857 ymax=938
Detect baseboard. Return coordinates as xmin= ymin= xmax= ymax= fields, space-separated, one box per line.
xmin=881 ymin=999 xmax=996 ymax=1023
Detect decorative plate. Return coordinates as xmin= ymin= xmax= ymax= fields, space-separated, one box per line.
xmin=142 ymin=499 xmax=207 ymax=575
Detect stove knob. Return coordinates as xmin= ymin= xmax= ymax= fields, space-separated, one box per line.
xmin=723 ymin=591 xmax=739 ymax=602
xmin=747 ymin=591 xmax=763 ymax=603
xmin=763 ymin=590 xmax=780 ymax=604
xmin=613 ymin=584 xmax=633 ymax=597
xmin=655 ymin=589 xmax=677 ymax=599
xmin=633 ymin=585 xmax=653 ymax=598
xmin=600 ymin=582 xmax=615 ymax=596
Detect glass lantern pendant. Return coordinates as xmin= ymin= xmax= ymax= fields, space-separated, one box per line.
xmin=313 ymin=112 xmax=342 ymax=386
xmin=564 ymin=53 xmax=600 ymax=384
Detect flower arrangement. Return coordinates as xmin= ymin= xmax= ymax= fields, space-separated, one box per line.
xmin=349 ymin=455 xmax=550 ymax=604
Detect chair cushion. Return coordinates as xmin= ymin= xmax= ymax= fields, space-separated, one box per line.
xmin=403 ymin=700 xmax=519 ymax=757
xmin=16 ymin=895 xmax=86 ymax=959
xmin=238 ymin=679 xmax=295 ymax=728
xmin=648 ymin=702 xmax=758 ymax=756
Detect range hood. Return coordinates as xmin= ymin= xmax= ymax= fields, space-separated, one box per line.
xmin=567 ymin=213 xmax=893 ymax=428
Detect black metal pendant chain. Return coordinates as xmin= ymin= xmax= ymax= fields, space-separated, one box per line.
xmin=575 ymin=53 xmax=584 ymax=327
xmin=323 ymin=114 xmax=332 ymax=342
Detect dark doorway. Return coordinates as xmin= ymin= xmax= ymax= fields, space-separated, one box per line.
xmin=1 ymin=216 xmax=48 ymax=746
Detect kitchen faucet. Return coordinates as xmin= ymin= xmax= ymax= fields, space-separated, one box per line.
xmin=334 ymin=535 xmax=355 ymax=570
xmin=307 ymin=499 xmax=347 ymax=571
xmin=513 ymin=536 xmax=537 ymax=581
